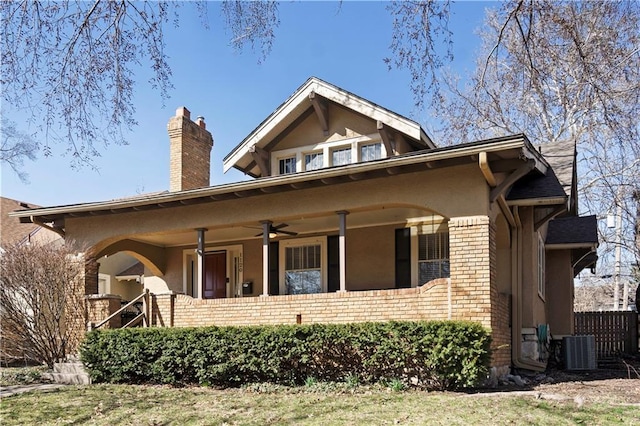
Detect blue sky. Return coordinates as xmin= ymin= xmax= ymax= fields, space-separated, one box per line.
xmin=1 ymin=1 xmax=494 ymax=207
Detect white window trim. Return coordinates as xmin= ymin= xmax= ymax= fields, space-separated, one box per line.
xmin=98 ymin=273 xmax=111 ymax=294
xmin=270 ymin=133 xmax=385 ymax=174
xmin=357 ymin=141 xmax=385 ymax=162
xmin=302 ymin=150 xmax=325 ymax=171
xmin=182 ymin=244 xmax=243 ymax=299
xmin=279 ymin=236 xmax=327 ymax=295
xmin=409 ymin=223 xmax=450 ymax=288
xmin=538 ymin=234 xmax=545 ymax=300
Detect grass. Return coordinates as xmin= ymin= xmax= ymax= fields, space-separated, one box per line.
xmin=0 ymin=366 xmax=49 ymax=386
xmin=1 ymin=383 xmax=639 ymax=425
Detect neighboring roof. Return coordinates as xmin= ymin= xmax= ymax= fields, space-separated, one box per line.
xmin=1 ymin=196 xmax=42 ymax=247
xmin=116 ymin=261 xmax=144 ymax=280
xmin=536 ymin=139 xmax=575 ymax=198
xmin=223 ymin=77 xmax=436 ymax=175
xmin=506 ymin=167 xmax=567 ymax=204
xmin=10 ymin=134 xmax=549 ymax=228
xmin=546 ymin=215 xmax=598 ymax=247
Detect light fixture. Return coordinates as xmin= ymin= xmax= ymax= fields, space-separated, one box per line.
xmin=269 ymin=232 xmax=278 ymax=239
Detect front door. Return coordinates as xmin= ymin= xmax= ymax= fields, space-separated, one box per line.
xmin=203 ymin=251 xmax=227 ymax=299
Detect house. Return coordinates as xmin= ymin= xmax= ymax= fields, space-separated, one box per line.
xmin=10 ymin=77 xmax=598 ymax=376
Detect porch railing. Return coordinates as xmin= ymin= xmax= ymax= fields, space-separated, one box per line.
xmin=88 ymin=289 xmax=150 ymax=331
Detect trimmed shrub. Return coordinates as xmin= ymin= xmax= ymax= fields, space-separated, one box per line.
xmin=80 ymin=321 xmax=491 ymax=390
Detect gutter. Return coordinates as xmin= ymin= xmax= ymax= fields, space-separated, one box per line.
xmin=511 ymin=206 xmax=546 ymax=371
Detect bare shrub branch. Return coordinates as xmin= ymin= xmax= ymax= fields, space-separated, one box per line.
xmin=0 ymin=242 xmax=86 ymax=367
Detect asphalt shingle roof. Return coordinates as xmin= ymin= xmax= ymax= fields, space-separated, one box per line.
xmin=506 ymin=167 xmax=566 ymax=201
xmin=546 ymin=215 xmax=598 ymax=246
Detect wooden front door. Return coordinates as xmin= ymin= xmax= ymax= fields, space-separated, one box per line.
xmin=203 ymin=251 xmax=227 ymax=299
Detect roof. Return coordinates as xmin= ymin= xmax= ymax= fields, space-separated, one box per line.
xmin=116 ymin=261 xmax=144 ymax=280
xmin=10 ymin=134 xmax=549 ymax=228
xmin=222 ymin=77 xmax=436 ymax=176
xmin=546 ymin=215 xmax=598 ymax=247
xmin=536 ymin=139 xmax=575 ymax=198
xmin=1 ymin=197 xmax=42 ymax=247
xmin=506 ymin=167 xmax=567 ymax=204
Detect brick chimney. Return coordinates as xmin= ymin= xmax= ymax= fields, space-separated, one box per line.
xmin=167 ymin=107 xmax=213 ymax=192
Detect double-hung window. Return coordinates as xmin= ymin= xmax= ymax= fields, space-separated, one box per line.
xmin=279 ymin=156 xmax=297 ymax=175
xmin=285 ymin=244 xmax=321 ymax=294
xmin=417 ymin=232 xmax=450 ymax=284
xmin=331 ymin=147 xmax=352 ymax=166
xmin=280 ymin=237 xmax=326 ymax=295
xmin=360 ymin=143 xmax=382 ymax=162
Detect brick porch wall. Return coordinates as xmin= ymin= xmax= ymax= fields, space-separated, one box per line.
xmin=449 ymin=215 xmax=510 ymax=369
xmin=153 ymin=278 xmax=451 ymax=328
xmin=86 ymin=294 xmax=122 ymax=329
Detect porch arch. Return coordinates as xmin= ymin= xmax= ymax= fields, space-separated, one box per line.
xmin=93 ymin=239 xmax=167 ymax=277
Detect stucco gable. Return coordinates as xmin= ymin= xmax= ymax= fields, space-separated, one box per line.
xmin=222 ymin=77 xmax=435 ymax=177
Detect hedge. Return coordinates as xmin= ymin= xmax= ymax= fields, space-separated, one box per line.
xmin=79 ymin=321 xmax=491 ymax=390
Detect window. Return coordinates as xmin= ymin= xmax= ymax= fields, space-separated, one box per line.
xmin=279 ymin=156 xmax=296 ymax=175
xmin=285 ymin=244 xmax=321 ymax=294
xmin=538 ymin=235 xmax=545 ymax=299
xmin=418 ymin=232 xmax=450 ymax=284
xmin=360 ymin=143 xmax=382 ymax=162
xmin=304 ymin=152 xmax=324 ymax=171
xmin=332 ymin=147 xmax=352 ymax=166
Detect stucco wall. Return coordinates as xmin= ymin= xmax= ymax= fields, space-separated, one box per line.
xmin=65 ymin=164 xmax=489 ymax=253
xmin=545 ymin=250 xmax=574 ymax=335
xmin=344 ymin=224 xmax=396 ymax=290
xmin=276 ymin=104 xmax=377 ymax=151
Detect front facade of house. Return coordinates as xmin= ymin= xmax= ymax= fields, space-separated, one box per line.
xmin=12 ymin=77 xmax=597 ymax=375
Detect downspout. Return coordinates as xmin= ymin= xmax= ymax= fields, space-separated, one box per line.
xmin=480 ymin=153 xmax=545 ymax=371
xmin=511 ymin=207 xmax=546 ymax=371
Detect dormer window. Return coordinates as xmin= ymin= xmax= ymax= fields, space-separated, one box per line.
xmin=360 ymin=143 xmax=382 ymax=162
xmin=332 ymin=147 xmax=352 ymax=166
xmin=279 ymin=156 xmax=297 ymax=175
xmin=304 ymin=152 xmax=324 ymax=171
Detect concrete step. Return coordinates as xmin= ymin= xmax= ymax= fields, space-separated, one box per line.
xmin=53 ymin=362 xmax=86 ymax=375
xmin=41 ymin=372 xmax=91 ymax=385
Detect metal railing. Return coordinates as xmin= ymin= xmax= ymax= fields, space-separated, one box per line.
xmin=88 ymin=289 xmax=150 ymax=331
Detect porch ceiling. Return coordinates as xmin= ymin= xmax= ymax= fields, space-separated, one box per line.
xmin=128 ymin=206 xmax=438 ymax=247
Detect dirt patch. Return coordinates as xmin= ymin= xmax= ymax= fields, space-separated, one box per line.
xmin=478 ymin=356 xmax=640 ymax=405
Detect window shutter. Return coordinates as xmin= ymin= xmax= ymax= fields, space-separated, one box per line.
xmin=395 ymin=228 xmax=411 ymax=288
xmin=327 ymin=235 xmax=339 ymax=292
xmin=269 ymin=241 xmax=279 ymax=295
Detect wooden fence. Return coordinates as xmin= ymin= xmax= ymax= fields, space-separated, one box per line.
xmin=575 ymin=311 xmax=639 ymax=358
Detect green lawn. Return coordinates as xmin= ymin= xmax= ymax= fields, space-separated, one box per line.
xmin=1 ymin=383 xmax=638 ymax=425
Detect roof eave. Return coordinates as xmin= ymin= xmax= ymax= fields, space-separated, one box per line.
xmin=12 ymin=135 xmax=534 ymax=223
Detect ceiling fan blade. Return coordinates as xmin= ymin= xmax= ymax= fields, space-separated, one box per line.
xmin=277 ymin=229 xmax=298 ymax=236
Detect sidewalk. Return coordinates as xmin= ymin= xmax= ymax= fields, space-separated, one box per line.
xmin=0 ymin=383 xmax=70 ymax=398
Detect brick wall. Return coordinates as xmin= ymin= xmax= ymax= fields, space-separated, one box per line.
xmin=167 ymin=107 xmax=213 ymax=192
xmin=86 ymin=294 xmax=122 ymax=329
xmin=449 ymin=215 xmax=510 ymax=369
xmin=154 ymin=278 xmax=451 ymax=328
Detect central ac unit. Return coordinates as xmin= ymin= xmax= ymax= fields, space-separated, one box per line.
xmin=563 ymin=335 xmax=597 ymax=370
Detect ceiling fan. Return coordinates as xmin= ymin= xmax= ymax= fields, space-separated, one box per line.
xmin=254 ymin=223 xmax=298 ymax=238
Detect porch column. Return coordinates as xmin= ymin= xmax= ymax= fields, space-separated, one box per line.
xmin=337 ymin=211 xmax=349 ymax=292
xmin=196 ymin=228 xmax=207 ymax=299
xmin=261 ymin=221 xmax=272 ymax=296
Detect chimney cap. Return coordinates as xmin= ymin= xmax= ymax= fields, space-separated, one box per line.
xmin=176 ymin=106 xmax=191 ymax=119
